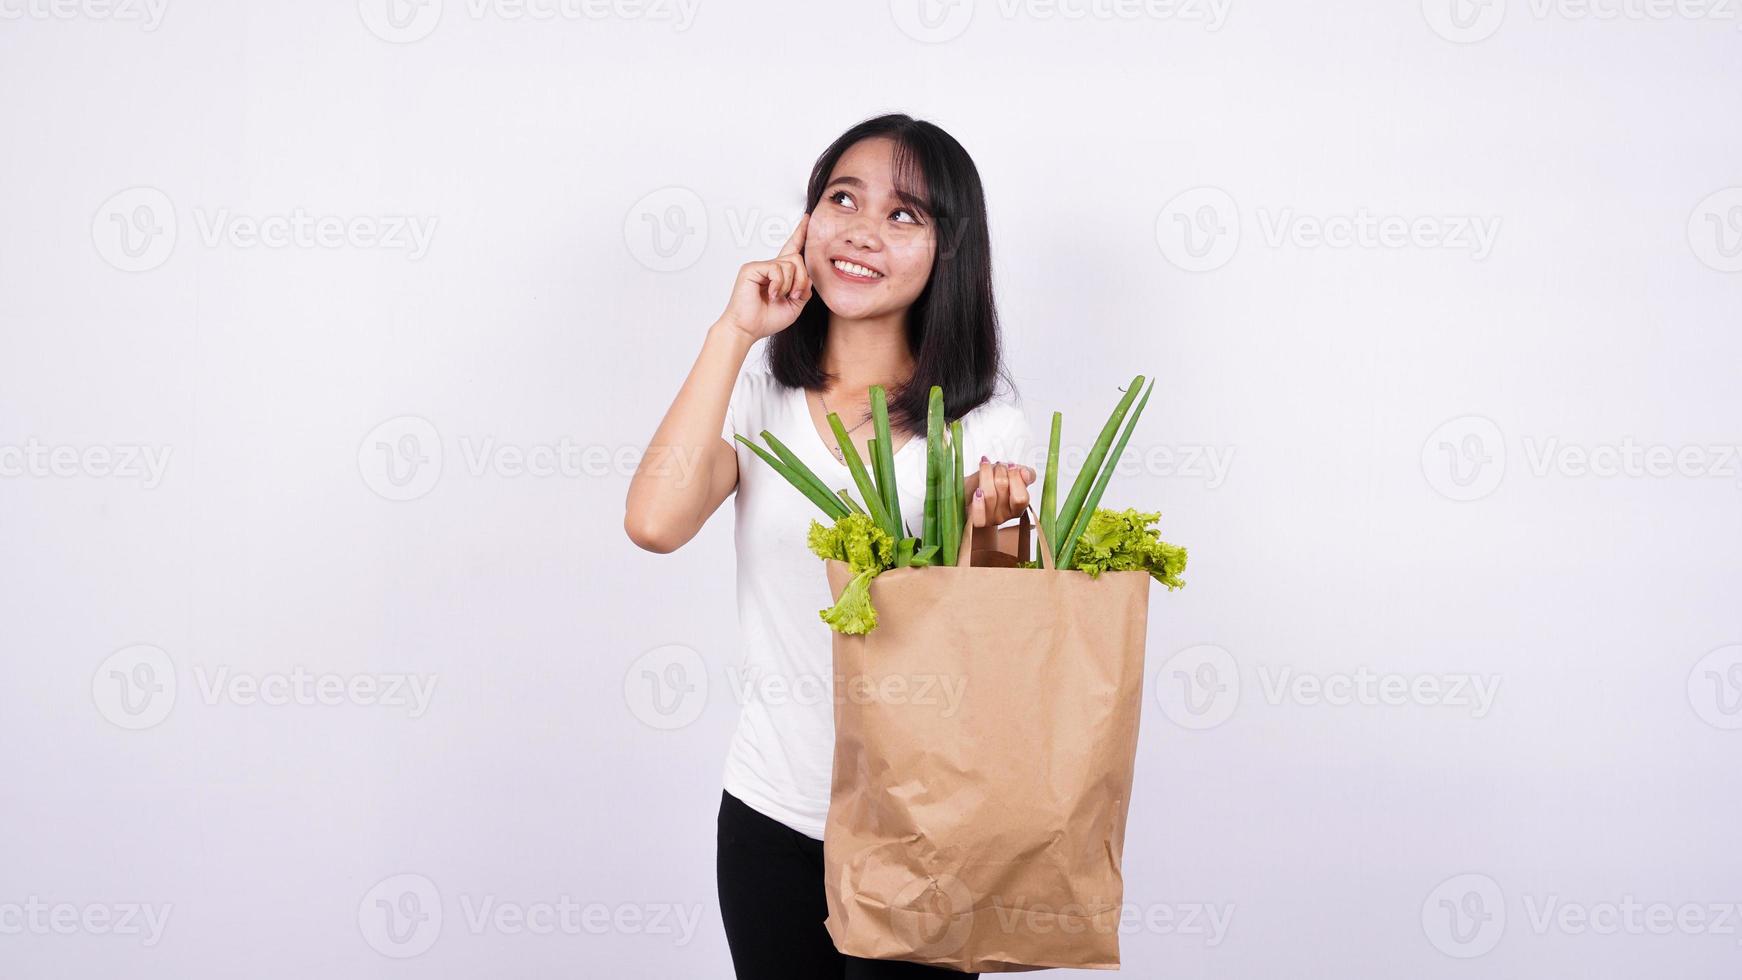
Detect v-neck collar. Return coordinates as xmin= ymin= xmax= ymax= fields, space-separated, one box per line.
xmin=790 ymin=384 xmax=923 ymax=470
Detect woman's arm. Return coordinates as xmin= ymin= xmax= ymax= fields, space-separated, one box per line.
xmin=622 ymin=320 xmax=755 ymax=554
xmin=624 ymin=215 xmax=814 ymax=554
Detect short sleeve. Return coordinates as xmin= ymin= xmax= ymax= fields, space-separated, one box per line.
xmin=721 ymin=369 xmax=746 ymax=443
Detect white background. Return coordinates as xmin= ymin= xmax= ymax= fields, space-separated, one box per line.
xmin=2 ymin=0 xmax=1739 ymax=977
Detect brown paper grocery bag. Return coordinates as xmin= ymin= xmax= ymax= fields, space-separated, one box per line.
xmin=822 ymin=509 xmax=1151 ymax=972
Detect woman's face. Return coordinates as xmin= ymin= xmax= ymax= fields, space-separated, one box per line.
xmin=804 ymin=137 xmax=937 ymax=321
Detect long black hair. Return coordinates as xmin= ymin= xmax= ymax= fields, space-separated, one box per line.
xmin=766 ymin=113 xmax=1011 ymax=436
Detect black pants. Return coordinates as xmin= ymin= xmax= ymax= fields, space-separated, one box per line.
xmin=716 ymin=790 xmax=977 ymax=979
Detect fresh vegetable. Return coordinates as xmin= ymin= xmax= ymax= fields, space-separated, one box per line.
xmin=1039 ymin=411 xmax=1061 ymax=548
xmin=923 ymin=386 xmax=945 ymax=554
xmin=807 ymin=512 xmax=896 ymax=635
xmin=943 ymin=418 xmax=964 ymax=566
xmin=733 ymin=433 xmax=847 ymax=520
xmin=808 ymin=512 xmax=893 ymax=576
xmin=870 ymin=387 xmax=899 ymax=530
xmin=827 ymin=411 xmax=892 ymax=534
xmin=1051 ymin=375 xmax=1145 ymax=557
xmin=762 ymin=430 xmax=843 ymax=516
xmin=1057 ymin=377 xmax=1154 ymax=568
xmin=820 ymin=570 xmax=879 ymax=634
xmin=1064 ymin=508 xmax=1187 ymax=589
xmin=731 ymin=375 xmax=1188 ymax=636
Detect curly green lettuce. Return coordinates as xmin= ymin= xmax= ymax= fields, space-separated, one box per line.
xmin=819 ymin=567 xmax=879 ymax=634
xmin=1067 ymin=508 xmax=1187 ymax=589
xmin=807 ymin=513 xmax=896 ymax=634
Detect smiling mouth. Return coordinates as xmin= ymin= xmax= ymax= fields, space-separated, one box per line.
xmin=831 ymin=259 xmax=884 ymax=281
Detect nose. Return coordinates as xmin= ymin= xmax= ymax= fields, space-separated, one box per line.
xmin=844 ymin=214 xmax=882 ymax=252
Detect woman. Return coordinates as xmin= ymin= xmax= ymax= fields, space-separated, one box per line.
xmin=625 ymin=113 xmax=1036 ymax=979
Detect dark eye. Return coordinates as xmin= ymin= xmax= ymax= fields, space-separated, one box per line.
xmin=827 ymin=189 xmax=854 ymax=209
xmin=893 ymin=208 xmax=920 ymax=225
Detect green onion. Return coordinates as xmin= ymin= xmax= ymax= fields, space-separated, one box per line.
xmin=733 ymin=434 xmax=848 ymax=519
xmin=1039 ymin=411 xmax=1061 ymax=549
xmin=942 ymin=419 xmax=964 ymax=565
xmin=1057 ymin=377 xmax=1153 ymax=569
xmin=938 ymin=424 xmax=957 ymax=566
xmin=923 ymin=386 xmax=945 ymax=553
xmin=828 ymin=412 xmax=892 ymax=532
xmin=760 ymin=430 xmax=838 ymax=512
xmin=1052 ymin=375 xmax=1144 ymax=554
xmin=895 ymin=537 xmax=915 ymax=568
xmin=837 ymin=489 xmax=865 ymax=514
xmin=870 ymin=386 xmax=900 ymax=540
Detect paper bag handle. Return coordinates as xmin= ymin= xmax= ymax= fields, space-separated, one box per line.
xmin=954 ymin=505 xmax=1056 ymax=570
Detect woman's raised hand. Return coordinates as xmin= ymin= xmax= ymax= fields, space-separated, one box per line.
xmin=719 ymin=213 xmax=814 ymax=341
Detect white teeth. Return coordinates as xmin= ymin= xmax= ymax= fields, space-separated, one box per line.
xmin=833 ymin=259 xmax=882 ymax=279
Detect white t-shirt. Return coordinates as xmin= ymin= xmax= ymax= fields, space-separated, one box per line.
xmin=719 ymin=364 xmax=1035 ymax=839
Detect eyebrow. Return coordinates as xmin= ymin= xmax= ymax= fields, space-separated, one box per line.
xmin=825 ymin=175 xmax=933 ymax=217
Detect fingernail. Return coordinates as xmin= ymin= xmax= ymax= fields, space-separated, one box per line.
xmin=974 ymin=488 xmax=983 ymax=498
xmin=980 ymin=455 xmax=989 ymax=464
